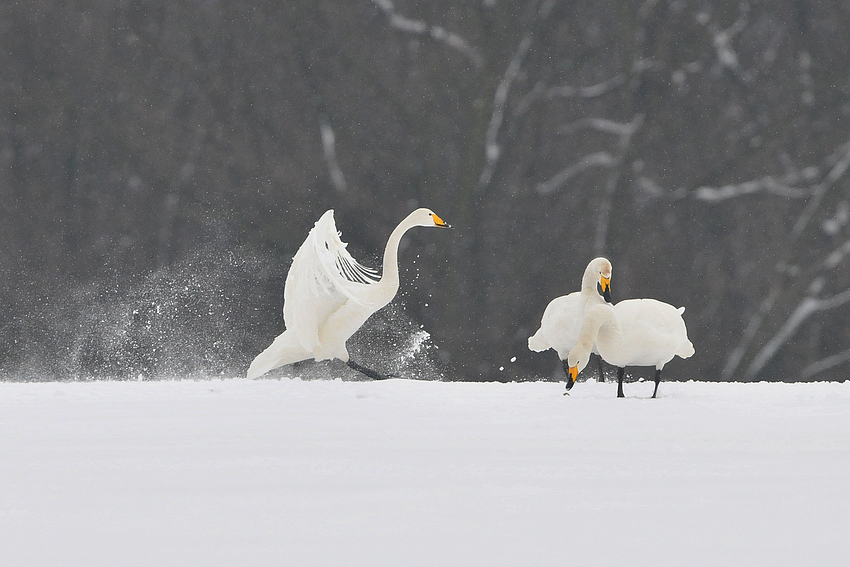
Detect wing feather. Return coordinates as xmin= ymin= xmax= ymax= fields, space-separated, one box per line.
xmin=283 ymin=210 xmax=380 ymax=351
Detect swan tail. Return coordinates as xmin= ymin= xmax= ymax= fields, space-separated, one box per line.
xmin=677 ymin=339 xmax=695 ymax=359
xmin=247 ymin=329 xmax=312 ymax=379
xmin=528 ymin=330 xmax=550 ymax=352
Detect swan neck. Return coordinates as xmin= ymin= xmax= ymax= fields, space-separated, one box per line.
xmin=581 ymin=263 xmax=598 ymax=294
xmin=381 ymin=215 xmax=416 ymax=287
xmin=579 ymin=305 xmax=620 ymax=348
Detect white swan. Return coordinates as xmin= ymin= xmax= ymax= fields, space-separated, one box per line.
xmin=528 ymin=257 xmax=612 ymax=381
xmin=247 ymin=208 xmax=451 ymax=380
xmin=566 ymin=299 xmax=694 ymax=397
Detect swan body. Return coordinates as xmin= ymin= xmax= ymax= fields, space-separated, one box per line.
xmin=567 ymin=299 xmax=694 ymax=397
xmin=528 ymin=258 xmax=612 ymax=379
xmin=247 ymin=208 xmax=450 ymax=379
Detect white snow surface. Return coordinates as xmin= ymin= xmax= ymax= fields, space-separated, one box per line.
xmin=2 ymin=378 xmax=849 ymax=566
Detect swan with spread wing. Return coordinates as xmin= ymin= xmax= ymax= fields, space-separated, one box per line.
xmin=247 ymin=208 xmax=451 ymax=380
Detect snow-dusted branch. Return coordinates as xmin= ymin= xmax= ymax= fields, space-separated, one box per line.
xmin=821 ymin=202 xmax=849 ymax=239
xmin=743 ymin=286 xmax=850 ymax=381
xmin=823 ymin=237 xmax=850 ymax=270
xmin=693 ymin=175 xmax=813 ymax=202
xmin=372 ymin=0 xmax=483 ymax=68
xmin=800 ymin=348 xmax=850 ymax=380
xmin=534 ymin=152 xmax=615 ymax=195
xmin=721 ymin=287 xmax=778 ymax=380
xmin=515 ymin=74 xmax=626 ymax=116
xmin=677 ymin=137 xmax=850 ymax=207
xmin=790 ymin=139 xmax=850 ymax=241
xmin=559 ymin=117 xmax=643 ymax=137
xmin=594 ymin=114 xmax=644 ymax=254
xmin=545 ymin=74 xmax=628 ymax=100
xmin=318 ymin=115 xmax=346 ymax=193
xmin=536 ymin=116 xmax=644 ymax=196
xmin=719 ymin=139 xmax=850 ymax=380
xmin=478 ymin=35 xmax=533 ymax=191
xmin=798 ymin=51 xmax=815 ymax=107
xmin=701 ymin=4 xmax=749 ymax=77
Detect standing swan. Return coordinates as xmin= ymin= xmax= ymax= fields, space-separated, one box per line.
xmin=528 ymin=257 xmax=613 ymax=381
xmin=247 ymin=208 xmax=451 ymax=380
xmin=566 ymin=299 xmax=694 ymax=398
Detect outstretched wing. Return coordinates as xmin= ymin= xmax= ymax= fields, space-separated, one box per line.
xmin=283 ymin=210 xmax=380 ymax=351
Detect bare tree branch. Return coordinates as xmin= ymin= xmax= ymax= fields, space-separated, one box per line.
xmin=693 ymin=176 xmax=812 ymax=202
xmin=823 ymin=237 xmax=850 ymax=270
xmin=790 ymin=139 xmax=850 ymax=241
xmin=372 ymin=0 xmax=483 ymax=68
xmin=800 ymin=348 xmax=850 ymax=380
xmin=515 ymin=74 xmax=627 ymax=116
xmin=534 ymin=152 xmax=615 ymax=195
xmin=656 ymin=139 xmax=849 ymax=210
xmin=798 ymin=50 xmax=815 ymax=107
xmin=559 ymin=117 xmax=640 ymax=137
xmin=718 ymin=139 xmax=850 ymax=380
xmin=702 ymin=4 xmax=750 ymax=79
xmin=821 ymin=202 xmax=849 ymax=239
xmin=721 ymin=286 xmax=779 ymax=380
xmin=478 ymin=35 xmax=533 ymax=191
xmin=318 ymin=114 xmax=346 ymax=193
xmin=594 ymin=114 xmax=644 ymax=254
xmin=536 ymin=115 xmax=646 ymax=198
xmin=546 ymin=74 xmax=628 ymax=100
xmin=744 ymin=285 xmax=850 ymax=381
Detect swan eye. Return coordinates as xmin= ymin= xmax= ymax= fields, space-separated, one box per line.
xmin=430 ymin=212 xmax=449 ymax=227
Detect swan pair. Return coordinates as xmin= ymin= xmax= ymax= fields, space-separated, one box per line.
xmin=529 ymin=258 xmax=694 ymax=398
xmin=247 ymin=208 xmax=450 ymax=381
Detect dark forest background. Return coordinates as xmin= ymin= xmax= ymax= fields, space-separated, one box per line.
xmin=3 ymin=0 xmax=850 ymax=382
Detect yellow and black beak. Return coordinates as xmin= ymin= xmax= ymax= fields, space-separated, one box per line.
xmin=432 ymin=213 xmax=452 ymax=229
xmin=566 ymin=364 xmax=578 ymax=391
xmin=599 ymin=275 xmax=612 ymax=303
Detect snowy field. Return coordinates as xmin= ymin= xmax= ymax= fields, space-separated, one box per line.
xmin=2 ymin=377 xmax=849 ymax=567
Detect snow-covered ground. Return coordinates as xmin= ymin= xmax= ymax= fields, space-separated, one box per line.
xmin=1 ymin=377 xmax=848 ymax=566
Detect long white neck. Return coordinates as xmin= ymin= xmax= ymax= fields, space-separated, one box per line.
xmin=380 ymin=213 xmax=418 ymax=291
xmin=572 ymin=304 xmax=623 ymax=368
xmin=580 ymin=261 xmax=604 ymax=299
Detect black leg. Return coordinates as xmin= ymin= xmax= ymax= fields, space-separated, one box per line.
xmin=652 ymin=368 xmax=662 ymax=398
xmin=617 ymin=367 xmax=625 ymax=398
xmin=595 ymin=354 xmax=605 ymax=383
xmin=347 ymin=359 xmax=393 ymax=380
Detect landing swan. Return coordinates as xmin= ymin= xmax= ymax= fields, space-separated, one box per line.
xmin=247 ymin=208 xmax=451 ymax=380
xmin=566 ymin=299 xmax=694 ymax=397
xmin=528 ymin=257 xmax=612 ymax=381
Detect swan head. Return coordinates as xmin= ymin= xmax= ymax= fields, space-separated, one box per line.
xmin=588 ymin=257 xmax=613 ymax=303
xmin=407 ymin=208 xmax=452 ymax=229
xmin=565 ymin=350 xmax=590 ymax=391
